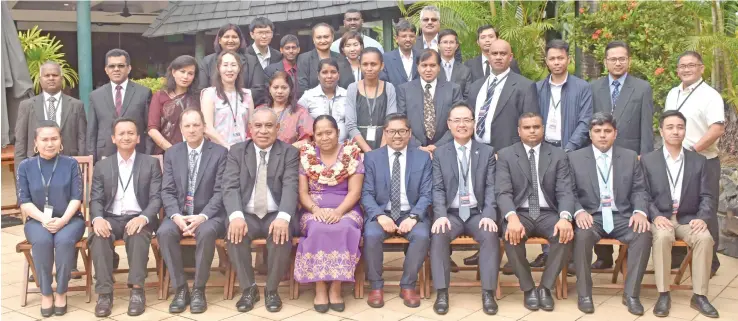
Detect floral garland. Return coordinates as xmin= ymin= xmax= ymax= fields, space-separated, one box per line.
xmin=300 ymin=141 xmax=361 ymax=186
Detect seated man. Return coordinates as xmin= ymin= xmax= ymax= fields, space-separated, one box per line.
xmin=642 ymin=110 xmax=719 ymax=318
xmin=158 ymin=109 xmax=228 ymax=314
xmin=430 ymin=102 xmax=500 ymax=315
xmin=89 ymin=118 xmax=162 ymax=317
xmin=569 ymin=112 xmax=652 ymax=316
xmin=361 ymin=113 xmax=432 ymax=308
xmin=496 ymin=112 xmax=575 ymax=311
xmin=222 ymin=108 xmax=299 ymax=313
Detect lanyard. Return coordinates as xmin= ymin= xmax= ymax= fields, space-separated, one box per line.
xmin=675 ymin=80 xmax=704 ymax=111
xmin=225 ymin=91 xmax=240 ymax=124
xmin=596 ymin=158 xmax=612 ymax=188
xmin=363 ymin=81 xmax=379 ymax=122
xmin=37 ymin=156 xmax=59 ymax=204
xmin=550 ymin=87 xmax=562 ymax=111
xmin=118 ymin=163 xmax=134 ymax=195
xmin=458 ymin=149 xmax=471 ymax=187
xmin=666 ymin=157 xmax=684 ymax=198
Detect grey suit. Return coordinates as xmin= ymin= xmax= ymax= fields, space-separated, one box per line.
xmin=198 ymin=52 xmax=267 ymax=106
xmin=158 ymin=140 xmax=228 ymax=290
xmin=87 ymin=81 xmax=152 ymax=162
xmin=430 ymin=140 xmax=499 ymax=291
xmin=296 ymin=50 xmax=354 ymax=98
xmin=88 ymin=153 xmax=162 ymax=294
xmin=495 ymin=142 xmax=575 ymax=291
xmin=222 ymin=140 xmax=299 ymax=291
xmin=568 ymin=146 xmax=651 ymax=298
xmin=14 ymin=93 xmax=86 ymax=164
xmin=397 ymin=79 xmax=463 ymax=147
xmin=465 ymin=55 xmax=521 ymax=84
xmin=440 ymin=60 xmax=472 ymax=100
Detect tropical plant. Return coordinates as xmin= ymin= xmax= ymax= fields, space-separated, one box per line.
xmin=131 ymin=77 xmax=166 ymax=93
xmin=18 ymin=26 xmax=79 ymax=94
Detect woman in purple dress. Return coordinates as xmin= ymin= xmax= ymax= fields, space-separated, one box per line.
xmin=294 ymin=115 xmax=364 ymax=313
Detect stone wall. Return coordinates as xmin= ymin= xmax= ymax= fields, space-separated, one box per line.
xmin=718 ymin=166 xmax=738 ymax=257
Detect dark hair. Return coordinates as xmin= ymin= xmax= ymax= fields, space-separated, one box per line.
xmin=212 ymin=51 xmax=246 ymax=106
xmin=214 ymin=24 xmax=247 ymax=54
xmin=517 ymin=112 xmax=543 ymax=126
xmin=313 ymin=115 xmax=339 ymax=134
xmin=178 ymin=107 xmax=206 ymax=127
xmin=266 ymin=71 xmax=298 ymax=113
xmin=344 ymin=9 xmax=362 ymax=19
xmin=383 ymin=113 xmax=410 ymax=129
xmin=589 ymin=112 xmax=617 ymax=130
xmin=417 ymin=49 xmax=441 ymax=65
xmin=477 ymin=25 xmax=497 ymax=39
xmin=339 ymin=31 xmax=364 ymax=55
xmin=448 ymin=101 xmax=475 ymax=120
xmin=677 ymin=51 xmax=703 ymax=65
xmin=394 ymin=19 xmax=416 ymax=36
xmin=312 ymin=23 xmax=335 ymax=36
xmin=280 ymin=34 xmax=300 ymax=48
xmin=360 ymin=47 xmax=384 ymax=63
xmin=111 ymin=117 xmax=138 ymax=133
xmin=438 ymin=29 xmax=458 ymax=44
xmin=105 ymin=48 xmax=130 ymax=67
xmin=605 ymin=41 xmax=630 ymax=57
xmin=34 ymin=120 xmax=61 ymax=138
xmin=545 ymin=39 xmax=569 ymax=56
xmin=317 ymin=58 xmax=340 ymax=73
xmin=165 ymin=55 xmax=199 ymax=95
xmin=659 ymin=110 xmax=687 ymax=128
xmin=249 ymin=17 xmax=274 ymax=32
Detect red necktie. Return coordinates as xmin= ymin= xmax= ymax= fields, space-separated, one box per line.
xmin=115 ymin=85 xmax=123 ymax=116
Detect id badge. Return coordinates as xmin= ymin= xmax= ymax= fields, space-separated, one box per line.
xmin=460 ymin=193 xmax=471 ymax=207
xmin=185 ymin=195 xmax=194 ymax=208
xmin=600 ymin=195 xmax=612 ymax=208
xmin=232 ymin=131 xmax=241 ymax=139
xmin=672 ymin=199 xmax=679 ymax=215
xmin=366 ymin=126 xmax=377 ymax=142
xmin=42 ymin=204 xmax=53 ymax=223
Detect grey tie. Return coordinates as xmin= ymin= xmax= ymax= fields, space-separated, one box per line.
xmin=528 ymin=149 xmax=540 ymax=219
xmin=254 ymin=150 xmax=268 ymax=218
xmin=186 ymin=150 xmax=199 ymax=216
xmin=458 ymin=146 xmax=471 ymax=222
xmin=390 ymin=151 xmax=402 ymax=220
xmin=611 ymin=80 xmax=621 ymax=108
xmin=47 ymin=97 xmax=57 ymax=123
xmin=445 ymin=62 xmax=453 ymax=81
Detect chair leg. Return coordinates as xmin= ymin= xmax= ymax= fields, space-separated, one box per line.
xmin=561 ymin=266 xmax=568 ymax=299
xmin=80 ymin=247 xmax=92 ymax=303
xmin=289 ymin=249 xmax=296 ymax=300
xmin=21 ymin=260 xmax=29 ymax=307
xmin=354 ymin=257 xmax=364 ymax=299
xmin=424 ymin=256 xmax=431 ymax=299
xmin=612 ymin=245 xmax=628 ymax=283
xmin=418 ymin=260 xmax=425 ymax=299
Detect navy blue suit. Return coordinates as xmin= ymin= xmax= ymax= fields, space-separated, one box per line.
xmin=380 ymin=49 xmax=419 ymax=88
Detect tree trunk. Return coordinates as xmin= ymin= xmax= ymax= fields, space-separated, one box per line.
xmin=490 ymin=0 xmax=496 ymax=17
xmin=711 ymin=0 xmax=721 ymax=90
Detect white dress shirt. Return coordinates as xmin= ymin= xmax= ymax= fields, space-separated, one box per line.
xmin=385 ymin=146 xmax=411 ymax=212
xmin=521 ymin=144 xmax=550 ymax=209
xmin=111 ymin=79 xmax=129 ymax=102
xmin=252 ymin=43 xmax=271 ymax=70
xmin=422 ymin=34 xmax=439 ymax=51
xmin=42 ymin=91 xmax=62 ymax=125
xmin=450 ymin=140 xmax=478 ymax=208
xmin=420 ymin=78 xmax=438 ymax=100
xmin=400 ymin=50 xmax=414 ymax=81
xmin=171 ymin=140 xmax=209 ymax=221
xmin=229 ymin=143 xmax=291 ymax=222
xmin=442 ymin=58 xmax=455 ymax=81
xmin=664 ymin=147 xmax=685 ymax=205
xmin=298 ymin=85 xmax=349 ymax=142
xmin=474 ymin=68 xmax=510 ymax=144
xmin=545 ymin=75 xmax=567 ymax=142
xmin=664 ymin=78 xmax=725 ymax=159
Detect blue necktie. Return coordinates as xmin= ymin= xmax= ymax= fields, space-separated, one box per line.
xmin=611 ymin=80 xmax=621 ymax=109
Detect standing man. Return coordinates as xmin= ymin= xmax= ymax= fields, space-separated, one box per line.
xmin=87 ymin=49 xmax=153 ymax=162
xmin=264 ymin=35 xmax=300 ymax=79
xmin=158 ymin=109 xmax=228 ymax=314
xmin=438 ymin=29 xmax=472 ymax=100
xmin=296 ymin=23 xmax=354 ymax=97
xmin=89 ymin=118 xmax=162 ymax=317
xmin=380 ymin=20 xmax=418 ymax=87
xmin=664 ymin=51 xmax=724 ymax=277
xmin=246 ymin=17 xmax=283 ymax=70
xmin=465 ymin=25 xmax=521 ymax=84
xmin=569 ymin=113 xmax=652 ymax=316
xmin=413 ymin=6 xmax=461 ymax=62
xmin=642 ymin=110 xmax=719 ymax=318
xmin=330 ymin=9 xmax=384 ymax=53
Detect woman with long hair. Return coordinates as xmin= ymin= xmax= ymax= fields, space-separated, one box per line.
xmin=256 ymin=71 xmax=314 ymax=147
xmin=298 ymin=58 xmax=349 ymax=143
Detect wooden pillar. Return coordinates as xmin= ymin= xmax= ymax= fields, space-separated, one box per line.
xmin=383 ymin=16 xmax=393 ymax=52
xmin=195 ymin=31 xmax=206 ymax=61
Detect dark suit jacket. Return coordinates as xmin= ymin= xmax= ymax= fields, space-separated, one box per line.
xmin=296 ymin=50 xmax=354 ymax=98
xmin=440 ymin=60 xmax=473 ymax=100
xmin=567 ymin=146 xmax=649 ymax=217
xmin=380 ymin=49 xmax=419 ymax=87
xmin=467 ymin=72 xmax=539 ymax=150
xmin=465 ymin=55 xmax=521 ymax=84
xmin=536 ymin=74 xmax=593 ymax=151
xmin=432 ymin=140 xmax=497 ymax=220
xmin=245 ymin=46 xmax=283 ymax=66
xmin=87 ymin=81 xmax=152 ymax=161
xmin=361 ymin=146 xmax=433 ymax=221
xmin=161 ymin=140 xmax=228 ymax=219
xmin=397 ymin=79 xmax=463 ymax=147
xmin=641 ymin=148 xmax=713 ymax=224
xmin=222 ymin=139 xmax=299 ymax=218
xmin=14 ymin=93 xmax=86 ymax=164
xmin=89 ymin=152 xmax=162 ymax=228
xmin=495 ymin=142 xmax=575 ymax=216
xmin=197 ymin=52 xmax=267 ymax=106
xmin=591 ymin=75 xmax=654 ymax=154
xmin=413 ymin=35 xmax=462 ymax=62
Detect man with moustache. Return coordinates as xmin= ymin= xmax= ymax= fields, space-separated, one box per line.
xmin=380 ymin=19 xmax=419 ymax=87
xmin=413 ymin=6 xmax=461 ymax=62
xmin=465 ymin=25 xmax=521 ymax=83
xmin=438 ymin=29 xmax=472 ymax=100
xmin=330 ymin=9 xmax=384 ymax=53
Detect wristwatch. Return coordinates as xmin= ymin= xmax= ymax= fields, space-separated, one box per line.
xmin=408 ymin=214 xmax=419 ymax=221
xmin=560 ymin=212 xmax=573 ymax=222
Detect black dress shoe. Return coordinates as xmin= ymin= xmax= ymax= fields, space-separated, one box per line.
xmin=591 ymin=259 xmax=613 ymax=269
xmin=433 ymin=289 xmax=449 ymax=315
xmin=523 ymin=289 xmax=540 ymax=311
xmin=567 ymin=261 xmax=576 ymax=276
xmin=482 ymin=290 xmax=498 ymax=315
xmin=653 ymin=292 xmax=670 ymax=317
xmin=538 ymin=287 xmax=554 ymax=311
xmin=530 ymin=253 xmax=548 ymax=268
xmin=95 ymin=293 xmax=113 ymax=317
xmin=128 ymin=288 xmax=146 ymax=316
xmin=502 ymin=261 xmax=514 ymax=275
xmin=691 ymin=294 xmax=719 ymax=318
xmin=265 ymin=291 xmax=283 ymax=312
xmin=622 ymin=295 xmax=644 ymax=316
xmin=169 ymin=285 xmax=190 ymax=313
xmin=577 ymin=296 xmax=595 ymax=314
xmin=54 ymin=304 xmax=67 ymax=316
xmin=314 ymin=303 xmax=329 ymax=313
xmin=236 ymin=286 xmax=260 ymax=313
xmin=463 ymin=251 xmax=480 ymax=266
xmin=190 ymin=287 xmax=207 ymax=314
xmin=40 ymin=304 xmax=55 ymax=318
xmin=329 ymin=301 xmax=345 ymax=312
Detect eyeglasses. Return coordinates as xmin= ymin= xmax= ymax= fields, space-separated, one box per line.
xmin=421 ymin=17 xmax=439 ymax=23
xmin=606 ymin=57 xmax=628 ymax=64
xmin=106 ymin=64 xmax=128 ymax=70
xmin=385 ymin=129 xmax=409 ymax=136
xmin=439 ymin=40 xmax=457 ymax=46
xmin=448 ymin=118 xmax=474 ymax=125
xmin=677 ymin=63 xmax=703 ymax=70
xmin=254 ymin=31 xmax=273 ymax=37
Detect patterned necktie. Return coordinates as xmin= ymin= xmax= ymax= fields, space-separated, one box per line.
xmin=186 ymin=150 xmax=199 ymax=216
xmin=423 ymin=83 xmax=436 ymax=140
xmin=47 ymin=97 xmax=57 ymax=123
xmin=599 ymin=153 xmax=614 ymax=233
xmin=611 ymin=80 xmax=621 ymax=109
xmin=484 ymin=61 xmax=491 ymax=78
xmin=528 ymin=148 xmax=540 ymax=219
xmin=390 ymin=151 xmax=402 ymax=220
xmin=115 ymin=85 xmax=123 ymax=116
xmin=254 ymin=150 xmax=268 ymax=218
xmin=475 ymin=77 xmax=500 ymax=139
xmin=458 ymin=146 xmax=471 ymax=222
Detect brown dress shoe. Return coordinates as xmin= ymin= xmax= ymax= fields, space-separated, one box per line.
xmin=400 ymin=289 xmax=421 ymax=308
xmin=367 ymin=289 xmax=384 ymax=308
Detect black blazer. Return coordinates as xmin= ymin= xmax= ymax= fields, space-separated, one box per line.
xmin=641 ymin=148 xmax=713 ymax=224
xmin=197 ymin=52 xmax=267 ymax=106
xmin=413 ymin=35 xmax=462 ymax=62
xmin=161 ymin=140 xmax=228 ymax=220
xmin=397 ymin=79 xmax=463 ymax=147
xmin=465 ymin=55 xmax=521 ymax=84
xmin=440 ymin=60 xmax=473 ymax=100
xmin=296 ymin=50 xmax=354 ymax=98
xmin=246 ymin=46 xmax=283 ymax=66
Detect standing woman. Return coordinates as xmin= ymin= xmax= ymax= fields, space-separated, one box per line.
xmin=345 ymin=48 xmax=398 ymax=152
xmin=200 ymin=51 xmax=254 ymax=149
xmin=298 ymin=58 xmax=349 ymax=143
xmin=147 ymin=55 xmax=200 ymax=154
xmin=256 ymin=71 xmax=314 ymax=147
xmin=17 ymin=120 xmax=85 ymax=317
xmin=340 ymin=31 xmax=364 ymax=83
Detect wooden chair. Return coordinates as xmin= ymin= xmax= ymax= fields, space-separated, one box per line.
xmin=15 ymin=155 xmax=94 ymax=306
xmin=354 ymin=236 xmax=429 ymax=299
xmin=498 ymin=237 xmax=564 ymax=300
xmin=2 ymin=145 xmax=21 ymax=216
xmin=225 ymin=237 xmax=300 ymax=300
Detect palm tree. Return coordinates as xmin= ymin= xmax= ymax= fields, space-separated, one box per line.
xmin=18 ymin=26 xmax=79 ymax=94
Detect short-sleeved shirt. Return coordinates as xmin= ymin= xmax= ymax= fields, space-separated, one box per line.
xmin=664 ymin=79 xmax=725 ymax=159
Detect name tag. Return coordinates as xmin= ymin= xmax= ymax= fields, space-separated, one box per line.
xmin=672 ymin=199 xmax=679 ymax=215
xmin=601 ymin=195 xmax=612 ymax=208
xmin=185 ymin=195 xmax=194 ymax=208
xmin=42 ymin=204 xmax=53 ymax=223
xmin=232 ymin=131 xmax=241 ymax=139
xmin=548 ymin=114 xmax=559 ymax=132
xmin=460 ymin=193 xmax=471 ymax=207
xmin=366 ymin=126 xmax=377 ymax=142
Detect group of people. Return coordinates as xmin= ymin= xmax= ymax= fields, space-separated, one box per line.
xmin=14 ymin=5 xmax=726 ymax=320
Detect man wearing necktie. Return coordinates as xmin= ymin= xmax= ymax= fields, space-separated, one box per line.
xmin=568 ymin=112 xmax=652 ymax=316
xmin=429 ymin=103 xmax=499 ymax=316
xmin=495 ymin=113 xmax=575 ymax=312
xmin=264 ymin=35 xmax=300 ymax=87
xmin=438 ymin=29 xmax=472 ymax=100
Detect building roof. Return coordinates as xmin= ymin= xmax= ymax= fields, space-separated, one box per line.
xmin=143 ymin=0 xmax=401 ymax=38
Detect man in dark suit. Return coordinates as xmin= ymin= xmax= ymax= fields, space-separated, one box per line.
xmin=438 ymin=29 xmax=472 ymax=100
xmin=87 ymin=49 xmax=153 ymax=162
xmin=158 ymin=109 xmax=228 ymax=314
xmin=361 ymin=113 xmax=432 ymax=309
xmin=642 ymin=110 xmax=718 ymax=318
xmin=590 ymin=41 xmax=654 ymax=269
xmin=397 ymin=49 xmax=462 ymax=155
xmin=569 ymin=112 xmax=652 ymax=315
xmin=413 ymin=6 xmax=461 ymax=62
xmin=296 ymin=23 xmax=354 ymax=98
xmin=88 ymin=118 xmax=162 ymax=317
xmin=430 ymin=103 xmax=499 ymax=315
xmin=264 ymin=35 xmax=300 ymax=80
xmin=495 ymin=112 xmax=575 ymax=312
xmin=246 ymin=17 xmax=283 ymax=70
xmin=465 ymin=25 xmax=521 ymax=84
xmin=380 ymin=19 xmax=419 ymax=87
xmin=221 ymin=108 xmax=299 ymax=313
